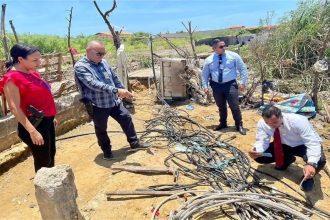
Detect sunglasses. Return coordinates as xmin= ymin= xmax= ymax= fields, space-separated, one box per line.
xmin=94 ymin=51 xmax=106 ymax=56
xmin=218 ymin=45 xmax=226 ymax=49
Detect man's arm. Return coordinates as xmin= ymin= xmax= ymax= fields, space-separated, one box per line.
xmin=249 ymin=120 xmax=271 ymax=159
xmin=254 ymin=120 xmax=272 ymax=153
xmin=297 ymin=118 xmax=322 ymax=164
xmin=235 ymin=54 xmax=249 ymax=86
xmin=74 ymin=65 xmax=115 ymax=93
xmin=105 ymin=62 xmax=124 ymax=89
xmin=201 ymin=60 xmax=210 ymax=89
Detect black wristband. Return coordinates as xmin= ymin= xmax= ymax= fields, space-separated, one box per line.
xmin=112 ymin=88 xmax=118 ymax=94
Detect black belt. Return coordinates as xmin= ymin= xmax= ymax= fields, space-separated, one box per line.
xmin=210 ymin=79 xmax=236 ymax=85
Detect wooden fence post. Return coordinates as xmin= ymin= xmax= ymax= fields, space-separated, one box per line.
xmin=44 ymin=54 xmax=49 ymax=81
xmin=57 ymin=53 xmax=62 ymax=81
xmin=0 ymin=94 xmax=7 ymax=116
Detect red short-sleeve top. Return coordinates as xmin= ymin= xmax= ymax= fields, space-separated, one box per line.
xmin=3 ymin=70 xmax=56 ymax=117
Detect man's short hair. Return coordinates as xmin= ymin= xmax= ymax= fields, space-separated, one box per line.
xmin=262 ymin=105 xmax=282 ymax=119
xmin=211 ymin=39 xmax=224 ymax=47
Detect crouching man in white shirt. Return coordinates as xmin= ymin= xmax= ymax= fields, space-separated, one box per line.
xmin=248 ymin=106 xmax=326 ymax=191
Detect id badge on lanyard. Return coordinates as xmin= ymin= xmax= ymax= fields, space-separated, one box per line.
xmin=100 ymin=66 xmax=110 ymax=79
xmin=104 ymin=71 xmax=111 ymax=79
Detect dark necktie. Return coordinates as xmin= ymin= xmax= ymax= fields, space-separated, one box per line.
xmin=273 ymin=128 xmax=284 ymax=168
xmin=218 ymin=54 xmax=223 ymax=83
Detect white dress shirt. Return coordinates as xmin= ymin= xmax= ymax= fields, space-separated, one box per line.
xmin=254 ymin=113 xmax=322 ymax=163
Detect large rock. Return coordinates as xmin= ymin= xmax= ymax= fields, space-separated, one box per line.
xmin=54 ymin=92 xmax=89 ymax=136
xmin=0 ymin=116 xmax=20 ymax=152
xmin=34 ymin=165 xmax=84 ymax=220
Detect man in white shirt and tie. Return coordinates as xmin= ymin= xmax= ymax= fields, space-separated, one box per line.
xmin=248 ymin=106 xmax=326 ymax=191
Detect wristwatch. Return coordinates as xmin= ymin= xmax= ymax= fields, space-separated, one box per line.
xmin=306 ymin=162 xmax=317 ymax=169
xmin=112 ymin=88 xmax=118 ymax=94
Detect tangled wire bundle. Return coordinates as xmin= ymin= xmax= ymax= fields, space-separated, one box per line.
xmin=139 ymin=107 xmax=330 ymax=219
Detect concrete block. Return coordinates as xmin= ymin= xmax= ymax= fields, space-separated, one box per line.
xmin=34 ymin=165 xmax=84 ymax=220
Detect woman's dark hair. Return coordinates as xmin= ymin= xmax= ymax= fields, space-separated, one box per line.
xmin=262 ymin=105 xmax=282 ymax=119
xmin=5 ymin=44 xmax=40 ymax=69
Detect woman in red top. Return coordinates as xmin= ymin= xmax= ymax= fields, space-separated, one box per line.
xmin=3 ymin=44 xmax=57 ymax=172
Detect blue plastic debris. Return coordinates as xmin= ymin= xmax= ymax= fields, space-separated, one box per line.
xmin=186 ymin=105 xmax=194 ymax=111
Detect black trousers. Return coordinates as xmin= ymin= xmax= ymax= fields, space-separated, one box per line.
xmin=255 ymin=143 xmax=327 ymax=172
xmin=17 ymin=117 xmax=56 ymax=173
xmin=92 ymin=102 xmax=138 ymax=155
xmin=210 ymin=80 xmax=243 ymax=127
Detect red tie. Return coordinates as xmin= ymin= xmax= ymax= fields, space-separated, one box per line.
xmin=273 ymin=128 xmax=284 ymax=168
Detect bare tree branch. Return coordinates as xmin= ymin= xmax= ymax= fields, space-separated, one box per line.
xmin=158 ymin=34 xmax=190 ymax=59
xmin=9 ymin=20 xmax=19 ymax=43
xmin=312 ymin=27 xmax=330 ymax=111
xmin=93 ymin=0 xmax=121 ymax=50
xmin=104 ymin=0 xmax=117 ymax=17
xmin=182 ymin=21 xmax=199 ymax=67
xmin=1 ymin=4 xmax=10 ymax=60
xmin=67 ymin=7 xmax=75 ymax=66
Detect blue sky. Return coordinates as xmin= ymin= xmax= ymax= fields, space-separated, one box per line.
xmin=2 ymin=0 xmax=300 ymax=36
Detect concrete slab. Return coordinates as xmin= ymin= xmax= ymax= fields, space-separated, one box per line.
xmin=128 ymin=68 xmax=160 ymax=79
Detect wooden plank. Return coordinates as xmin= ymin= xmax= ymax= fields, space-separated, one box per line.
xmin=106 ymin=190 xmax=185 ymax=196
xmin=111 ymin=165 xmax=175 ymax=175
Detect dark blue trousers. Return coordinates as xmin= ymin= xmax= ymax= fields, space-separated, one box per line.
xmin=92 ymin=102 xmax=138 ymax=154
xmin=210 ymin=80 xmax=243 ymax=127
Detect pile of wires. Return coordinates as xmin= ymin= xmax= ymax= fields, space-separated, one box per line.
xmin=139 ymin=106 xmax=330 ymax=219
xmin=152 ymin=191 xmax=324 ymax=220
xmin=140 ymin=107 xmax=214 ymax=147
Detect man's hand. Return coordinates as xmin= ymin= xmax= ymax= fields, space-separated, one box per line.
xmin=239 ymin=85 xmax=246 ymax=93
xmin=118 ymin=89 xmax=133 ymax=99
xmin=204 ymin=88 xmax=209 ymax=95
xmin=303 ymin=164 xmax=316 ymax=179
xmin=248 ymin=147 xmax=262 ymax=159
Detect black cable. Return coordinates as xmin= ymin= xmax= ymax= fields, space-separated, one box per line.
xmin=56 ymin=130 xmax=145 ymax=141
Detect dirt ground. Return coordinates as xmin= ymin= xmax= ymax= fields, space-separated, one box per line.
xmin=0 ymin=90 xmax=329 ymax=220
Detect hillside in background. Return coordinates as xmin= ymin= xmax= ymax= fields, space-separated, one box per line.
xmin=0 ymin=25 xmax=265 ymax=59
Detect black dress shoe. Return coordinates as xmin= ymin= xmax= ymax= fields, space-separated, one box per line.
xmin=236 ymin=125 xmax=246 ymax=135
xmin=103 ymin=152 xmax=114 ymax=160
xmin=130 ymin=141 xmax=151 ymax=149
xmin=214 ymin=124 xmax=228 ymax=131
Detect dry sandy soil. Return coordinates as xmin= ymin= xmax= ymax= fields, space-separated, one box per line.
xmin=0 ymin=89 xmax=329 ymax=220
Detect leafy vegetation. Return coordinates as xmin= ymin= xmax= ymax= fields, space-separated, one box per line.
xmin=246 ymin=0 xmax=329 ymax=110
xmin=0 ymin=25 xmax=263 ymax=60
